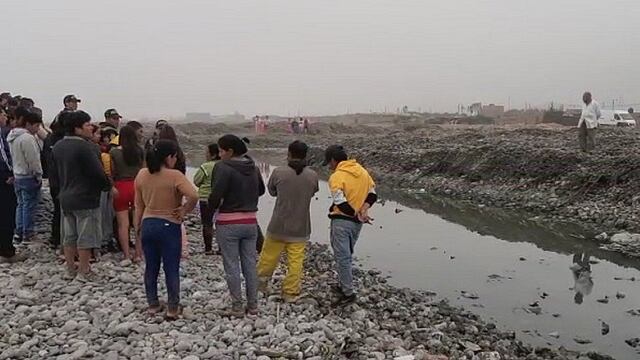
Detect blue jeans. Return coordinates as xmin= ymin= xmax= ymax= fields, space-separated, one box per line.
xmin=330 ymin=219 xmax=363 ymax=296
xmin=141 ymin=218 xmax=182 ymax=310
xmin=14 ymin=177 xmax=41 ymax=238
xmin=217 ymin=223 xmax=258 ymax=307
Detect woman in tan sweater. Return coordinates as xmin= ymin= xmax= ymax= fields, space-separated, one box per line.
xmin=134 ymin=139 xmax=198 ymax=319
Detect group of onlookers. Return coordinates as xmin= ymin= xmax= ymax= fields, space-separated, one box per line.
xmin=1 ymin=91 xmax=378 ymax=319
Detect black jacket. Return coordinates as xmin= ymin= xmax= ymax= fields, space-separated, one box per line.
xmin=51 ymin=136 xmax=110 ymax=211
xmin=208 ymin=156 xmax=265 ymax=213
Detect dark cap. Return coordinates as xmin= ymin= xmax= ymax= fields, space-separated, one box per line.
xmin=104 ymin=108 xmax=122 ymax=119
xmin=155 ymin=119 xmax=168 ymax=129
xmin=322 ymin=145 xmax=348 ymax=166
xmin=63 ymin=94 xmax=81 ymax=104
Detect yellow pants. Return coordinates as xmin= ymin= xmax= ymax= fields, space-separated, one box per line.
xmin=257 ymin=237 xmax=306 ymax=296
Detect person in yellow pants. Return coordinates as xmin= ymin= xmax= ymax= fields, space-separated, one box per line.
xmin=257 ymin=141 xmax=319 ymax=302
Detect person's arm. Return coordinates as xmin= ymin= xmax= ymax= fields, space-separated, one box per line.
xmin=134 ymin=175 xmax=145 ymax=237
xmin=85 ymin=145 xmax=110 ymax=191
xmin=595 ymin=102 xmax=602 ymax=120
xmin=257 ymin=167 xmax=266 ymax=196
xmin=23 ymin=136 xmax=43 ymax=180
xmin=313 ymin=171 xmax=320 ymax=194
xmin=208 ymin=163 xmax=230 ymax=210
xmin=176 ymin=173 xmax=199 ymax=220
xmin=193 ymin=165 xmax=206 ymax=187
xmin=267 ymin=169 xmax=278 ymax=197
xmin=357 ymin=175 xmax=377 ymax=223
xmin=329 ymin=176 xmax=356 ymax=216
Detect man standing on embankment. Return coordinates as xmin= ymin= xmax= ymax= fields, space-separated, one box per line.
xmin=578 ymin=91 xmax=601 ymax=153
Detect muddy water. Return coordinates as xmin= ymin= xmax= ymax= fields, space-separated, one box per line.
xmin=189 ymin=161 xmax=640 ymax=359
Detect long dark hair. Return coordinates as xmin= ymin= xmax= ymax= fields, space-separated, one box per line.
xmin=158 ymin=125 xmax=178 ymax=143
xmin=208 ymin=143 xmax=221 ymax=160
xmin=120 ymin=125 xmax=143 ymax=167
xmin=158 ymin=124 xmax=186 ymax=174
xmin=146 ymin=139 xmax=178 ymax=174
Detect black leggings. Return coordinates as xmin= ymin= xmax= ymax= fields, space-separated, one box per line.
xmin=0 ymin=181 xmax=17 ymax=258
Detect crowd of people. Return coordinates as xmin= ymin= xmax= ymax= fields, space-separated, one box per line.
xmin=0 ymin=92 xmax=377 ymax=318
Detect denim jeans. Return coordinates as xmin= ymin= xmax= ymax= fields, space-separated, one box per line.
xmin=14 ymin=177 xmax=41 ymax=238
xmin=330 ymin=219 xmax=363 ymax=296
xmin=141 ymin=218 xmax=182 ymax=310
xmin=217 ymin=223 xmax=258 ymax=307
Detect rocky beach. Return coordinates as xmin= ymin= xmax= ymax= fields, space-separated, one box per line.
xmin=0 ymin=187 xmax=609 ymax=360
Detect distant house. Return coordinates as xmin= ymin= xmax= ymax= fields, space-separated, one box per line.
xmin=479 ymin=104 xmax=505 ymax=118
xmin=185 ymin=112 xmax=212 ymax=122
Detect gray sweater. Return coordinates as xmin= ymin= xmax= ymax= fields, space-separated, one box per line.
xmin=7 ymin=128 xmax=42 ymax=178
xmin=266 ymin=162 xmax=319 ymax=242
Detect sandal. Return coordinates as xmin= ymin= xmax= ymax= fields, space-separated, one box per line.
xmin=146 ymin=304 xmax=165 ymax=316
xmin=164 ymin=305 xmax=183 ymax=321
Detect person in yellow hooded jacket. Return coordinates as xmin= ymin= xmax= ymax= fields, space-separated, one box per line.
xmin=322 ymin=145 xmax=377 ymax=307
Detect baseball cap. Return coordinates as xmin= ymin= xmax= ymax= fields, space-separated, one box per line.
xmin=155 ymin=119 xmax=168 ymax=129
xmin=322 ymin=145 xmax=347 ymax=166
xmin=63 ymin=94 xmax=81 ymax=104
xmin=104 ymin=108 xmax=122 ymax=119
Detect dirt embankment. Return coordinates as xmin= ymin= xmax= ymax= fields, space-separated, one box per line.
xmin=174 ymin=120 xmax=640 ymax=254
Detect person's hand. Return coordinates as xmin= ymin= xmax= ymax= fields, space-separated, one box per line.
xmin=111 ymin=186 xmax=119 ymax=198
xmin=357 ymin=205 xmax=373 ymax=224
xmin=6 ymin=177 xmax=14 ymax=185
xmin=174 ymin=207 xmax=188 ymax=222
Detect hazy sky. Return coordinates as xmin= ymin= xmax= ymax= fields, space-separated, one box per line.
xmin=4 ymin=0 xmax=640 ymax=120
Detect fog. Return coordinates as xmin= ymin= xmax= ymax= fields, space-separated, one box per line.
xmin=3 ymin=0 xmax=640 ymax=120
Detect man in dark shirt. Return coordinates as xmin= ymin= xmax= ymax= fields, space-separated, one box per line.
xmin=52 ymin=111 xmax=110 ymax=280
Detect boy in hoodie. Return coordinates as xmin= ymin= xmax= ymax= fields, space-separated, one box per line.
xmin=257 ymin=141 xmax=319 ymax=302
xmin=193 ymin=143 xmax=220 ymax=255
xmin=7 ymin=108 xmax=43 ymax=245
xmin=323 ymin=145 xmax=377 ymax=306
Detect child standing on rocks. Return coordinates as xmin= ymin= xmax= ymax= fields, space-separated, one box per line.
xmin=322 ymin=145 xmax=377 ymax=307
xmin=208 ymin=134 xmax=265 ymax=316
xmin=135 ymin=139 xmax=198 ymax=319
xmin=257 ymin=140 xmax=319 ymax=303
xmin=193 ymin=143 xmax=220 ymax=255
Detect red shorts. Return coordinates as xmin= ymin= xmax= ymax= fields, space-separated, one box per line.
xmin=113 ymin=179 xmax=135 ymax=212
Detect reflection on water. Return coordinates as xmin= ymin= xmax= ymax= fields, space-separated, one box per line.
xmin=192 ymin=159 xmax=640 ymax=360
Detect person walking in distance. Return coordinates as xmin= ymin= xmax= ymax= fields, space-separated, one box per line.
xmin=257 ymin=141 xmax=319 ymax=303
xmin=134 ymin=139 xmax=198 ymax=319
xmin=7 ymin=108 xmax=44 ymax=245
xmin=208 ymin=135 xmax=265 ymax=316
xmin=193 ymin=143 xmax=220 ymax=255
xmin=578 ymin=92 xmax=602 ymax=153
xmin=110 ymin=126 xmax=144 ymax=262
xmin=0 ymin=107 xmax=26 ymax=263
xmin=51 ymin=111 xmax=110 ymax=280
xmin=323 ymin=145 xmax=377 ymax=306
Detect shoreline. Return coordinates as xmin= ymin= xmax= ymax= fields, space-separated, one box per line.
xmin=0 ymin=188 xmax=598 ymax=359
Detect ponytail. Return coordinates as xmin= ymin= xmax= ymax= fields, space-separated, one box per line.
xmin=146 ymin=139 xmax=178 ymax=174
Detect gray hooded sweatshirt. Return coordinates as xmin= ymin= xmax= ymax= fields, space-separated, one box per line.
xmin=7 ymin=128 xmax=42 ymax=179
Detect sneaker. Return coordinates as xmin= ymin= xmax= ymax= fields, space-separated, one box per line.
xmin=62 ymin=268 xmax=77 ymax=280
xmin=282 ymin=293 xmax=301 ymax=303
xmin=0 ymin=253 xmax=27 ymax=264
xmin=246 ymin=306 xmax=259 ymax=317
xmin=331 ymin=293 xmax=357 ymax=308
xmin=331 ymin=284 xmax=344 ymax=296
xmin=13 ymin=235 xmax=22 ymax=246
xmin=77 ymin=271 xmax=98 ymax=283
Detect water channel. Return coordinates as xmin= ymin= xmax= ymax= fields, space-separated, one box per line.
xmin=190 ymin=155 xmax=640 ymax=359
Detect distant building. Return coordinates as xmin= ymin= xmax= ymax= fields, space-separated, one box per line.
xmin=185 ymin=112 xmax=212 ymax=122
xmin=479 ymin=104 xmax=505 ymax=118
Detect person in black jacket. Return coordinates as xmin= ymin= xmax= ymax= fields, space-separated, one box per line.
xmin=43 ymin=118 xmax=66 ymax=249
xmin=51 ymin=111 xmax=110 ymax=280
xmin=209 ymin=134 xmax=265 ymax=316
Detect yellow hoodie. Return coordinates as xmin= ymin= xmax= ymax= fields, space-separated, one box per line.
xmin=328 ymin=159 xmax=376 ymax=219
